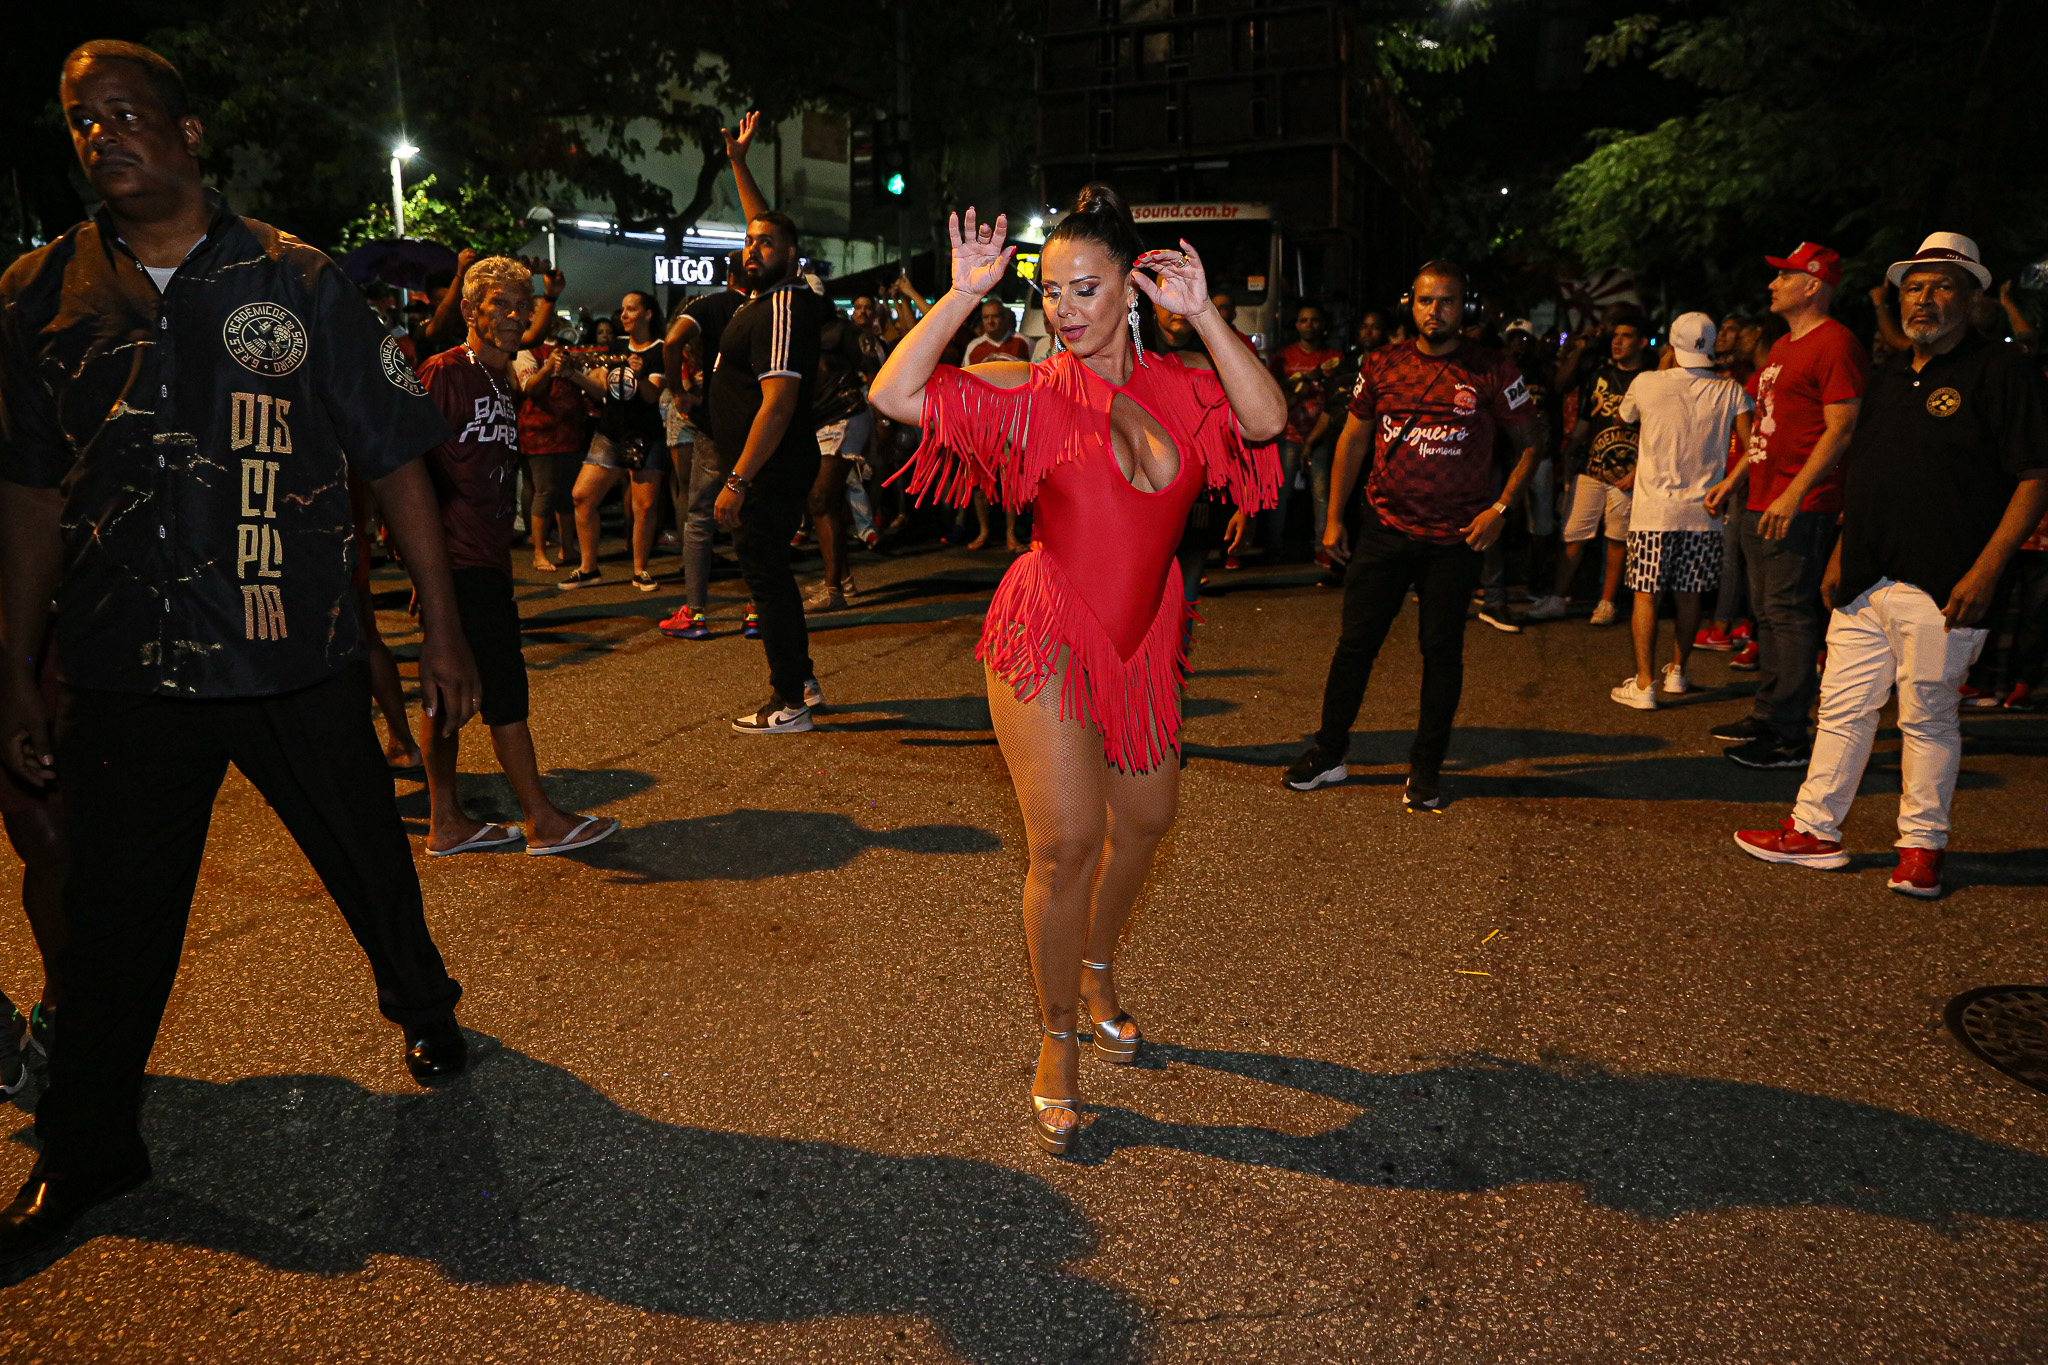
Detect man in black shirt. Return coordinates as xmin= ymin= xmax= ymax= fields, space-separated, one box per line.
xmin=1736 ymin=233 xmax=2048 ymax=898
xmin=714 ymin=113 xmax=826 ymax=733
xmin=0 ymin=42 xmax=480 ymax=1263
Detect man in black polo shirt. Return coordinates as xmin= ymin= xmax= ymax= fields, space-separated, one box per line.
xmin=713 ymin=112 xmax=826 ymax=733
xmin=0 ymin=42 xmax=481 ymax=1261
xmin=1736 ymin=233 xmax=2048 ymax=898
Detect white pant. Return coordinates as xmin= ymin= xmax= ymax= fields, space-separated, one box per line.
xmin=1792 ymin=579 xmax=1987 ymax=849
xmin=1563 ymin=474 xmax=1630 ymax=543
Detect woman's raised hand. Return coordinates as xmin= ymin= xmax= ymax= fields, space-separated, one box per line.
xmin=950 ymin=208 xmax=1014 ymax=296
xmin=1130 ymin=239 xmax=1211 ymax=318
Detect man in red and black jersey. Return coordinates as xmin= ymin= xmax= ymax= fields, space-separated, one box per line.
xmin=1284 ymin=261 xmax=1541 ymax=810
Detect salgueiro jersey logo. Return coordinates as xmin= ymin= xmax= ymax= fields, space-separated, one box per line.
xmin=223 ymin=302 xmax=308 ymax=377
xmin=382 ymin=335 xmax=427 ymax=397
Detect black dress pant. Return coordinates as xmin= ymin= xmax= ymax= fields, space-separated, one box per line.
xmin=38 ymin=663 xmax=461 ymax=1180
xmin=1314 ymin=510 xmax=1484 ymax=775
xmin=733 ymin=491 xmax=817 ymax=704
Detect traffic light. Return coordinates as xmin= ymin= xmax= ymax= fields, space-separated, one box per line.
xmin=851 ymin=119 xmax=878 ymax=202
xmin=877 ymin=136 xmax=908 ymax=202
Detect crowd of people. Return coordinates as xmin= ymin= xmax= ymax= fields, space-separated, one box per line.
xmin=0 ymin=37 xmax=2042 ymax=1262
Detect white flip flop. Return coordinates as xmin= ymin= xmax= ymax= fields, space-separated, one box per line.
xmin=526 ymin=814 xmax=621 ymax=857
xmin=427 ymin=823 xmax=524 ymax=857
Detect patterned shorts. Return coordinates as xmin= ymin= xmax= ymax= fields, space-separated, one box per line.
xmin=1625 ymin=529 xmax=1722 ymax=594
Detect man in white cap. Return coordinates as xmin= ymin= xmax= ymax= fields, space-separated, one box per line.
xmin=1606 ymin=312 xmax=1755 ymax=708
xmin=1734 ymin=233 xmax=2048 ymax=897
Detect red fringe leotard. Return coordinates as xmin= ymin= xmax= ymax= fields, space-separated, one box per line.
xmin=900 ymin=349 xmax=1280 ymax=772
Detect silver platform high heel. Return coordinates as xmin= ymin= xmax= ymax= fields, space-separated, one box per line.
xmin=1081 ymin=959 xmax=1141 ymax=1064
xmin=1031 ymin=1026 xmax=1081 ymax=1156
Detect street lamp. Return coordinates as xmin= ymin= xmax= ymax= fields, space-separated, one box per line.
xmin=390 ymin=141 xmax=419 ymax=238
xmin=528 ymin=205 xmax=557 ymax=268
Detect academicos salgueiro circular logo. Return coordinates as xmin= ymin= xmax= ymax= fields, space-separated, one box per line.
xmin=222 ymin=302 xmax=308 ymax=377
xmin=381 ymin=334 xmax=427 ymax=397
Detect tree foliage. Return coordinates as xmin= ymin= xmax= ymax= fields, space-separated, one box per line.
xmin=1550 ymin=0 xmax=2048 ymax=301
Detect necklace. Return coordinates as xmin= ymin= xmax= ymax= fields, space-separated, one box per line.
xmin=463 ymin=344 xmax=510 ymax=401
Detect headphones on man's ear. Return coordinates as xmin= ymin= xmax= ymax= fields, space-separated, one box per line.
xmin=1400 ymin=260 xmax=1482 ymax=325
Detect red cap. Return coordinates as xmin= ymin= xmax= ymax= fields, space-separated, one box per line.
xmin=1765 ymin=242 xmax=1842 ymax=287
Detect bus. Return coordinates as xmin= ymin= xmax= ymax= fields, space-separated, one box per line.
xmin=1017 ymin=201 xmax=1283 ymax=358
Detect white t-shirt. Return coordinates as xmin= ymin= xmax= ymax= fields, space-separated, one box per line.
xmin=1618 ymin=367 xmax=1754 ymax=532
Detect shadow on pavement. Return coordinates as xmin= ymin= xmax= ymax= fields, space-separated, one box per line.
xmin=823 ymin=695 xmax=1235 ymax=739
xmin=1188 ymin=731 xmax=2005 ymax=804
xmin=1185 ymin=727 xmax=1663 ymax=770
xmin=572 ymin=808 xmax=1002 ymax=884
xmin=1081 ymin=1045 xmax=2048 ymax=1229
xmin=7 ymin=1044 xmax=1141 ymax=1364
xmin=396 ymin=769 xmax=656 ymax=829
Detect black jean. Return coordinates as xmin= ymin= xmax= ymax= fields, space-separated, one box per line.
xmin=1740 ymin=507 xmax=1837 ymax=744
xmin=38 ymin=663 xmax=461 ymax=1180
xmin=733 ymin=491 xmax=816 ymax=703
xmin=1315 ymin=511 xmax=1484 ymax=774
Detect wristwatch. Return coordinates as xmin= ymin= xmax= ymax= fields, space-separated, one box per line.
xmin=723 ymin=472 xmax=750 ymax=493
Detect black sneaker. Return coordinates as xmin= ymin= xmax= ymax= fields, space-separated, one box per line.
xmin=0 ymin=1007 xmax=24 ymax=1098
xmin=25 ymin=1003 xmax=52 ymax=1064
xmin=631 ymin=570 xmax=660 ymax=593
xmin=558 ymin=568 xmax=603 ymax=591
xmin=1724 ymin=736 xmax=1811 ymax=769
xmin=1283 ymin=745 xmax=1348 ymax=791
xmin=732 ymin=696 xmax=814 ymax=735
xmin=1710 ymin=715 xmax=1769 ymax=743
xmin=1404 ymin=770 xmax=1444 ymax=814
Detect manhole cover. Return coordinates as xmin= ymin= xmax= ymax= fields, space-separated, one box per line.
xmin=1947 ymin=985 xmax=2048 ymax=1094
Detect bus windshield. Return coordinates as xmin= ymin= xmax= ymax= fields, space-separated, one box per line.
xmin=1143 ymin=221 xmax=1272 ymax=307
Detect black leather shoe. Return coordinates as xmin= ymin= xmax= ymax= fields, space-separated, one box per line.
xmin=404 ymin=1020 xmax=468 ymax=1086
xmin=0 ymin=1161 xmax=150 ymax=1265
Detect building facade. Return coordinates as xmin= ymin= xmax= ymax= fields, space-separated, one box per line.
xmin=1038 ymin=0 xmax=1432 ymax=316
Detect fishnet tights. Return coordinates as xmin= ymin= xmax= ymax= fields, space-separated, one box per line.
xmin=986 ymin=664 xmax=1178 ymax=1101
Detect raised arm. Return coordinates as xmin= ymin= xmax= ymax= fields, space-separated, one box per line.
xmin=869 ymin=208 xmax=1027 ymax=422
xmin=723 ymin=111 xmax=771 ymax=228
xmin=1131 ymin=239 xmax=1286 ymax=442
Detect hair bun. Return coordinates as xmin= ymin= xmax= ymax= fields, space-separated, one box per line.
xmin=1072 ymin=182 xmax=1132 ymax=222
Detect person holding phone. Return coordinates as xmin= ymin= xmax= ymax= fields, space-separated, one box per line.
xmin=558 ymin=291 xmax=666 ymax=591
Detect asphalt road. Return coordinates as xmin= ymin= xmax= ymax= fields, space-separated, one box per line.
xmin=1 ymin=539 xmax=2044 ymax=1364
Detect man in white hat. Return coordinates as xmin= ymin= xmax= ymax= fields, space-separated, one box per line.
xmin=1606 ymin=312 xmax=1755 ymax=708
xmin=1734 ymin=233 xmax=2048 ymax=897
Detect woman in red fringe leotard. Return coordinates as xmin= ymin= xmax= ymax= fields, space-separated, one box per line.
xmin=871 ymin=185 xmax=1284 ymax=1155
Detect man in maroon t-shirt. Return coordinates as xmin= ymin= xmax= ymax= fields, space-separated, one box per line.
xmin=1267 ymin=302 xmax=1345 ymax=561
xmin=1284 ymin=260 xmax=1541 ymax=810
xmin=1707 ymin=242 xmax=1868 ymax=768
xmin=416 ymin=257 xmax=620 ymax=859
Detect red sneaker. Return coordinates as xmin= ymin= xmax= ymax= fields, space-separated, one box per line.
xmin=658 ymin=605 xmax=711 ymax=640
xmin=1731 ymin=620 xmax=1753 ymax=643
xmin=1223 ymin=554 xmax=1242 ymax=571
xmin=2004 ymin=683 xmax=2036 ymax=711
xmin=1958 ymin=683 xmax=2000 ymax=708
xmin=1729 ymin=641 xmax=1759 ymax=670
xmin=1694 ymin=625 xmax=1734 ymax=651
xmin=1734 ymin=816 xmax=1849 ymax=869
xmin=1314 ymin=547 xmax=1332 ymax=569
xmin=1888 ymin=847 xmax=1944 ymax=898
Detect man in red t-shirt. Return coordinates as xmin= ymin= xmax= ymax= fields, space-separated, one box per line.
xmin=416 ymin=257 xmax=621 ymax=859
xmin=1266 ymin=302 xmax=1344 ymax=561
xmin=1284 ymin=261 xmax=1541 ymax=810
xmin=1708 ymin=242 xmax=1868 ymax=768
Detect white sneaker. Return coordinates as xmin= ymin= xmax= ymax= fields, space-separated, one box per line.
xmin=732 ymin=697 xmax=813 ymax=734
xmin=1610 ymin=676 xmax=1658 ymax=710
xmin=802 ymin=678 xmax=825 ymax=711
xmin=802 ymin=581 xmax=848 ymax=612
xmin=1589 ymin=600 xmax=1618 ymax=627
xmin=1523 ymin=594 xmax=1568 ymax=621
xmin=1661 ymin=663 xmax=1691 ymax=695
xmin=1476 ymin=609 xmax=1523 ymax=634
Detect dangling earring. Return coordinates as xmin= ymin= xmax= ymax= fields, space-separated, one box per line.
xmin=1127 ymin=295 xmax=1144 ymax=362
